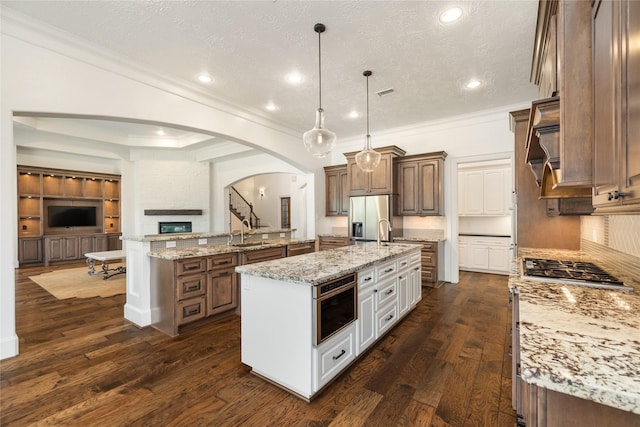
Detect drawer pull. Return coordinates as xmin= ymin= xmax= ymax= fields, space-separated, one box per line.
xmin=399 ymin=275 xmax=403 ymax=279
xmin=332 ymin=349 xmax=346 ymax=360
xmin=363 ymin=277 xmax=372 ymax=282
xmin=183 ymin=304 xmax=201 ymax=316
xmin=414 ymin=267 xmax=420 ymax=271
xmin=385 ymin=314 xmax=394 ymax=321
xmin=184 ymin=283 xmax=201 ymax=292
xmin=400 ymin=262 xmax=407 ymax=266
xmin=384 ymin=289 xmax=394 ymax=295
xmin=183 ymin=263 xmax=200 ymax=271
xmin=384 ymin=268 xmax=393 ymax=273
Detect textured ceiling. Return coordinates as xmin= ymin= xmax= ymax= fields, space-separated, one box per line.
xmin=3 ymin=0 xmax=539 ymax=147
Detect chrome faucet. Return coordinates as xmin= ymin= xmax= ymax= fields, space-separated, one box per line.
xmin=227 ymin=232 xmax=234 ymax=246
xmin=378 ymin=219 xmax=391 ymax=247
xmin=241 ymin=218 xmax=251 ymax=244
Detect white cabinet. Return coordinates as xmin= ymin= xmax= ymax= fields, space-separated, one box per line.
xmin=314 ymin=325 xmax=356 ymax=390
xmin=459 ymin=166 xmax=511 ymax=216
xmin=458 ymin=235 xmax=511 ymax=275
xmin=357 ymin=268 xmax=376 ymax=353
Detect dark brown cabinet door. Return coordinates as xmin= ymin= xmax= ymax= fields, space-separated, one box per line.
xmin=18 ymin=237 xmax=43 ymax=265
xmin=339 ymin=169 xmax=349 ymax=215
xmin=208 ymin=270 xmax=237 ymax=316
xmin=397 ymin=162 xmax=419 ymax=215
xmin=419 ymin=160 xmax=440 ymax=215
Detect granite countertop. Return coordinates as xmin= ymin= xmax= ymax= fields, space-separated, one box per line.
xmin=122 ymin=228 xmax=297 ymax=242
xmin=394 ymin=236 xmax=446 ymax=242
xmin=236 ymin=242 xmax=421 ymax=286
xmin=148 ymin=238 xmax=315 ymax=260
xmin=510 ymin=248 xmax=640 ymax=415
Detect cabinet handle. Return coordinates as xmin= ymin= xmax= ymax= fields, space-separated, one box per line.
xmin=183 ymin=305 xmax=201 ymax=316
xmin=385 ymin=314 xmax=394 ymax=321
xmin=384 ymin=289 xmax=394 ymax=295
xmin=384 ymin=268 xmax=393 ymax=273
xmin=185 ymin=283 xmax=201 ymax=292
xmin=364 ymin=277 xmax=372 ymax=282
xmin=399 ymin=275 xmax=403 ymax=279
xmin=332 ymin=349 xmax=346 ymax=360
xmin=414 ymin=267 xmax=420 ymax=271
xmin=400 ymin=262 xmax=407 ymax=266
xmin=614 ymin=191 xmax=628 ymax=200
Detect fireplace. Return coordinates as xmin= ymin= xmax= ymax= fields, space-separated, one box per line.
xmin=158 ymin=221 xmax=192 ymax=234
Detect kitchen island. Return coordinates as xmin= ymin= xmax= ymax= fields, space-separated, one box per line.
xmin=237 ymin=242 xmax=423 ymax=401
xmin=510 ymin=248 xmax=640 ymax=426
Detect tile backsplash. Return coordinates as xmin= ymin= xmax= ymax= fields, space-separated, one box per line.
xmin=581 ymin=214 xmax=640 ymax=257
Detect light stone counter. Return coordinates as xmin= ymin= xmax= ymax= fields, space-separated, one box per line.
xmin=236 ymin=242 xmax=421 ymax=286
xmin=510 ymin=248 xmax=640 ymax=415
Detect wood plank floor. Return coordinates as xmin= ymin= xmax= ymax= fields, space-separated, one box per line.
xmin=1 ymin=263 xmax=516 ymax=426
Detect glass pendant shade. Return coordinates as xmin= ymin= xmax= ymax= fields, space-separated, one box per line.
xmin=304 ymin=23 xmax=336 ymax=157
xmin=356 ymin=70 xmax=380 ymax=172
xmin=303 ymin=108 xmax=336 ymax=158
xmin=355 ymin=134 xmax=381 ymax=172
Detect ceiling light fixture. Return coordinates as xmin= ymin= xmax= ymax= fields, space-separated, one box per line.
xmin=265 ymin=103 xmax=277 ymax=111
xmin=349 ymin=111 xmax=359 ymax=119
xmin=439 ymin=7 xmax=463 ymax=23
xmin=302 ymin=23 xmax=336 ymax=158
xmin=287 ymin=72 xmax=303 ymax=84
xmin=466 ymin=79 xmax=481 ymax=89
xmin=197 ymin=73 xmax=212 ymax=83
xmin=355 ymin=70 xmax=381 ymax=172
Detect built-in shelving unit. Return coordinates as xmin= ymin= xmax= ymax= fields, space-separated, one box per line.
xmin=17 ymin=165 xmax=122 ymax=265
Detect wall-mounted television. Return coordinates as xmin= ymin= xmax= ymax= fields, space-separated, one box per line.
xmin=48 ymin=206 xmax=97 ymax=227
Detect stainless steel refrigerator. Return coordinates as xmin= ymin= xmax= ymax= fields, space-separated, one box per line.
xmin=348 ymin=195 xmax=401 ymax=242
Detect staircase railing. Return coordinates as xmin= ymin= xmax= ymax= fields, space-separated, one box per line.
xmin=229 ymin=186 xmax=260 ymax=228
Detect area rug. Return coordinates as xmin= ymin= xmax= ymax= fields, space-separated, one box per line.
xmin=29 ymin=264 xmax=126 ymax=300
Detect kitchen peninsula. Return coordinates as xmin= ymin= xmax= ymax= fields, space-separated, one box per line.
xmin=237 ymin=242 xmax=422 ymax=401
xmin=510 ymin=248 xmax=640 ymax=426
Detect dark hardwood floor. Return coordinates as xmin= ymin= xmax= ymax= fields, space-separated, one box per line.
xmin=1 ymin=263 xmax=516 ymax=426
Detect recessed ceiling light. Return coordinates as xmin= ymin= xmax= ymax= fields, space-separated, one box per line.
xmin=465 ymin=80 xmax=481 ymax=89
xmin=197 ymin=73 xmax=212 ymax=83
xmin=265 ymin=103 xmax=277 ymax=111
xmin=156 ymin=129 xmax=166 ymax=136
xmin=349 ymin=111 xmax=360 ymax=119
xmin=439 ymin=7 xmax=463 ymax=24
xmin=287 ymin=72 xmax=303 ymax=84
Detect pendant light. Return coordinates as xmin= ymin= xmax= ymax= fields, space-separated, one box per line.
xmin=355 ymin=70 xmax=381 ymax=172
xmin=303 ymin=23 xmax=337 ymax=158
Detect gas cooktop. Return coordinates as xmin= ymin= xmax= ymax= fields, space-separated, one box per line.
xmin=522 ymin=258 xmax=634 ymax=291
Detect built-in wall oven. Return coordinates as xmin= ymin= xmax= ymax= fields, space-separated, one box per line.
xmin=313 ymin=273 xmax=358 ymax=345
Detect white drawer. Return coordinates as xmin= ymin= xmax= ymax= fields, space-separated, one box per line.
xmin=375 ymin=279 xmax=397 ymax=308
xmin=397 ymin=256 xmax=410 ymax=271
xmin=358 ymin=267 xmax=375 ymax=291
xmin=376 ymin=259 xmax=397 ymax=281
xmin=376 ymin=302 xmax=398 ymax=338
xmin=315 ymin=325 xmax=356 ymax=390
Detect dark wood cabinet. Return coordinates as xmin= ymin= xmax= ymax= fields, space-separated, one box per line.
xmin=207 ymin=253 xmax=239 ymax=316
xmin=318 ymin=235 xmax=349 ymax=251
xmin=592 ymin=0 xmax=640 ymax=212
xmin=287 ymin=241 xmax=315 ymax=257
xmin=239 ymin=246 xmax=286 ymax=265
xmin=527 ymin=1 xmax=594 ymax=198
xmin=343 ymin=146 xmax=405 ymax=196
xmin=324 ymin=164 xmax=348 ymax=216
xmin=396 ymin=152 xmax=446 ymax=216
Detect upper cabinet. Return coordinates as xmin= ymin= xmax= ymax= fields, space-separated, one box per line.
xmin=324 ymin=164 xmax=349 ymax=216
xmin=396 ymin=151 xmax=447 ymax=216
xmin=343 ymin=146 xmax=406 ymax=196
xmin=592 ymin=0 xmax=640 ymax=212
xmin=527 ymin=0 xmax=594 ymax=200
xmin=459 ymin=163 xmax=511 ymax=216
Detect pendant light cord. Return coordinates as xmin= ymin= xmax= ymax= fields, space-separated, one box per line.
xmin=318 ymin=29 xmax=322 ymax=110
xmin=366 ymin=74 xmax=370 ymax=136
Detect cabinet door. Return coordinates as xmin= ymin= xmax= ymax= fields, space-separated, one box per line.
xmin=397 ymin=272 xmax=410 ymax=317
xmin=419 ymin=160 xmax=440 ymax=215
xmin=620 ymin=0 xmax=640 ymax=206
xmin=325 ymin=170 xmax=341 ymax=216
xmin=46 ymin=237 xmax=63 ymax=262
xmin=79 ymin=235 xmax=94 ymax=256
xmin=458 ymin=239 xmax=470 ymax=268
xmin=339 ymin=169 xmax=350 ymax=215
xmin=469 ymin=244 xmax=489 ymax=270
xmin=461 ymin=170 xmax=484 ymax=215
xmin=397 ymin=162 xmax=419 ymax=215
xmin=489 ymin=246 xmax=510 ymax=273
xmin=409 ymin=264 xmax=422 ymax=306
xmin=369 ymin=154 xmax=393 ymax=194
xmin=483 ymin=169 xmax=507 ymax=215
xmin=593 ymin=0 xmax=621 ymax=208
xmin=357 ymin=286 xmax=376 ymax=354
xmin=18 ymin=237 xmax=43 ymax=264
xmin=94 ymin=235 xmax=108 ymax=252
xmin=208 ymin=269 xmax=237 ymax=316
xmin=62 ymin=237 xmax=79 ymax=260
xmin=347 ymin=161 xmax=368 ymax=195
xmin=107 ymin=234 xmax=122 ymax=250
